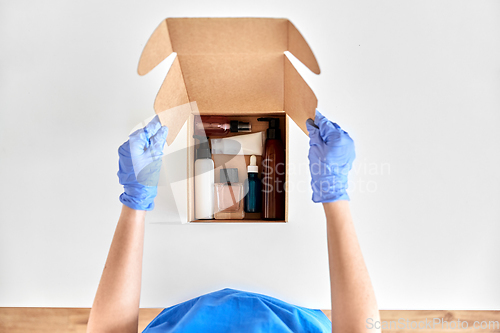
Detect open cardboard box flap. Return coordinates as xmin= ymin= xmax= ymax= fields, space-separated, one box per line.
xmin=138 ymin=18 xmax=320 ymax=145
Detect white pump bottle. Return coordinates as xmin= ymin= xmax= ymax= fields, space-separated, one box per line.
xmin=194 ymin=135 xmax=214 ymax=219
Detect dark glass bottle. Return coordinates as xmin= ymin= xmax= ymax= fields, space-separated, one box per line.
xmin=258 ymin=118 xmax=285 ymax=220
xmin=244 ymin=155 xmax=262 ymax=213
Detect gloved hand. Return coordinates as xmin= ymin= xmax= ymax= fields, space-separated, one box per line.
xmin=306 ymin=110 xmax=355 ymax=203
xmin=117 ymin=116 xmax=168 ymax=211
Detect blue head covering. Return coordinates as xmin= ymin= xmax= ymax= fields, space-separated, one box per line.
xmin=143 ymin=288 xmax=331 ymax=333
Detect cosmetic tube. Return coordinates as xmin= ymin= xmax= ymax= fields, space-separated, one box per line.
xmin=211 ymin=131 xmax=264 ymax=156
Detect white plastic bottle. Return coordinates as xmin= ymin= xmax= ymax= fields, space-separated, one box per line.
xmin=194 ymin=135 xmax=214 ymax=219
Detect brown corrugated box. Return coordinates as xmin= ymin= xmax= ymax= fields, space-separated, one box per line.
xmin=138 ymin=17 xmax=319 ymax=222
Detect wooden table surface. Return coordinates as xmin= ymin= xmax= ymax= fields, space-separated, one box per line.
xmin=1 ymin=308 xmax=500 ymax=333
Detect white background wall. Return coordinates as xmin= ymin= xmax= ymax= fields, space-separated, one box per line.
xmin=1 ymin=0 xmax=499 ymax=310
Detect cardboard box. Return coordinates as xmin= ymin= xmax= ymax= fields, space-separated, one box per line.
xmin=138 ymin=18 xmax=320 ymax=223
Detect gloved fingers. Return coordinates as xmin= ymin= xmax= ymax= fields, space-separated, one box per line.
xmin=149 ymin=126 xmax=169 ymax=152
xmin=319 ymin=119 xmax=341 ymax=143
xmin=118 ymin=140 xmax=132 ymax=159
xmin=315 ymin=110 xmax=348 ymax=133
xmin=306 ymin=118 xmax=319 ymax=130
xmin=313 ymin=110 xmax=326 ymax=127
xmin=127 ymin=116 xmax=164 ymax=152
xmin=311 ymin=111 xmax=354 ymax=148
xmin=314 ymin=112 xmax=354 ymax=146
xmin=306 ymin=119 xmax=322 ymax=145
xmin=313 ymin=110 xmax=339 ymax=137
xmin=325 ymin=130 xmax=354 ymax=148
xmin=332 ymin=122 xmax=351 ymax=138
xmin=129 ymin=134 xmax=148 ymax=156
xmin=143 ymin=115 xmax=163 ymax=140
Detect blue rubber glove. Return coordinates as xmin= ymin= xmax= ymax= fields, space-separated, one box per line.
xmin=117 ymin=116 xmax=168 ymax=211
xmin=306 ymin=110 xmax=355 ymax=203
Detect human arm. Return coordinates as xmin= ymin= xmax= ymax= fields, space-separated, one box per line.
xmin=86 ymin=206 xmax=146 ymax=333
xmin=306 ymin=111 xmax=380 ymax=333
xmin=324 ymin=201 xmax=380 ymax=333
xmin=87 ymin=116 xmax=168 ymax=333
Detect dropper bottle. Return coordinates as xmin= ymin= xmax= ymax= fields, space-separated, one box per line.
xmin=244 ymin=155 xmax=262 ymax=213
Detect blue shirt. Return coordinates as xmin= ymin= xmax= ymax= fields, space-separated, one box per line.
xmin=142 ymin=288 xmax=331 ymax=333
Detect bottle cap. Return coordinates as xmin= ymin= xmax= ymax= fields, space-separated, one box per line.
xmin=257 ymin=117 xmax=280 ymax=139
xmin=247 ymin=155 xmax=258 ymax=173
xmin=220 ymin=168 xmax=239 ymax=184
xmin=230 ymin=120 xmax=251 ymax=133
xmin=193 ymin=135 xmax=211 ymax=159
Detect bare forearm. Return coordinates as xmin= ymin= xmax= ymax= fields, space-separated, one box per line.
xmin=324 ymin=201 xmax=380 ymax=333
xmin=87 ymin=205 xmax=146 ymax=333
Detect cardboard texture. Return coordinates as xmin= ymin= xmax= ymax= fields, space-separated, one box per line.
xmin=138 ymin=18 xmax=320 ymax=139
xmin=156 ymin=102 xmax=195 ymax=146
xmin=138 ymin=18 xmax=320 ymax=222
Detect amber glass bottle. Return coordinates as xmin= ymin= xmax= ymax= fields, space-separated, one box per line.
xmin=258 ymin=118 xmax=285 ymax=220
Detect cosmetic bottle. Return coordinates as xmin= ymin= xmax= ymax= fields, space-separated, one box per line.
xmin=194 ymin=135 xmax=214 ymax=220
xmin=258 ymin=118 xmax=285 ymax=220
xmin=194 ymin=116 xmax=251 ymax=136
xmin=214 ymin=168 xmax=245 ymax=220
xmin=244 ymin=155 xmax=262 ymax=213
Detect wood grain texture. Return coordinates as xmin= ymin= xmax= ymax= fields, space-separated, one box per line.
xmin=378 ymin=310 xmax=500 ymax=333
xmin=1 ymin=308 xmax=499 ymax=332
xmin=0 ymin=308 xmax=162 ymax=333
